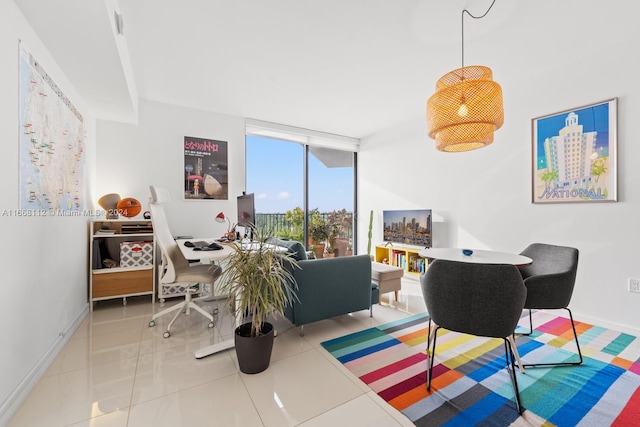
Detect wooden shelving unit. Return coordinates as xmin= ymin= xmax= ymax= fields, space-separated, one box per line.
xmin=374 ymin=244 xmax=427 ymax=277
xmin=89 ymin=219 xmax=155 ymax=310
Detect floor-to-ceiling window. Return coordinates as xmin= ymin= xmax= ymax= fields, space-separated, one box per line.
xmin=308 ymin=146 xmax=355 ymax=257
xmin=245 ymin=120 xmax=358 ymax=257
xmin=246 ymin=135 xmax=304 ymax=239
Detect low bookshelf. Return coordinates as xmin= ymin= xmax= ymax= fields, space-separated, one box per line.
xmin=374 ymin=244 xmax=427 ymax=277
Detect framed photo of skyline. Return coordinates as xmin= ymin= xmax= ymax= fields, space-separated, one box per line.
xmin=531 ymin=98 xmax=617 ymax=204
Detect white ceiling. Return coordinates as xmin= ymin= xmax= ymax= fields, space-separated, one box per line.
xmin=13 ymin=0 xmax=630 ymax=139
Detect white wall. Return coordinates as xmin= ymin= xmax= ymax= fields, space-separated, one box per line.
xmin=0 ymin=1 xmax=95 ymax=421
xmin=358 ymin=25 xmax=640 ymax=335
xmin=96 ymin=99 xmax=246 ymax=239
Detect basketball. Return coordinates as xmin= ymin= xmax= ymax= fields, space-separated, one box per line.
xmin=116 ymin=197 xmax=142 ymax=218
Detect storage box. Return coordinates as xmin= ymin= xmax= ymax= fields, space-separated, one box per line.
xmin=120 ymin=241 xmax=153 ymax=267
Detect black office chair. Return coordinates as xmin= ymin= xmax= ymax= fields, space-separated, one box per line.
xmin=420 ymin=260 xmax=527 ymax=415
xmin=518 ymin=243 xmax=582 ymax=367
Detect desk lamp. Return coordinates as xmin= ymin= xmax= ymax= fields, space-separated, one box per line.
xmin=216 ymin=212 xmax=232 ymax=238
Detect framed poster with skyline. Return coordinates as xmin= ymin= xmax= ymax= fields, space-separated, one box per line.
xmin=531 ymin=98 xmax=617 ymax=204
xmin=184 ymin=136 xmax=228 ymax=200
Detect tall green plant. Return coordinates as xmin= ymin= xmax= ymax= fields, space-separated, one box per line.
xmin=218 ymin=225 xmax=299 ymax=337
xmin=279 ymin=207 xmax=305 ymax=241
xmin=367 ymin=210 xmax=373 ymax=255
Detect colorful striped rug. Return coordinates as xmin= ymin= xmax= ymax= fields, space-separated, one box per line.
xmin=321 ymin=311 xmax=640 ymax=426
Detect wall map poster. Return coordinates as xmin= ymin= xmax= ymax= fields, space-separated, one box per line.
xmin=184 ymin=136 xmax=228 ymax=200
xmin=19 ymin=41 xmax=85 ymax=211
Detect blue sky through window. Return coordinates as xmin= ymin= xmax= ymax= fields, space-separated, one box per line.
xmin=246 ymin=135 xmax=353 ymax=213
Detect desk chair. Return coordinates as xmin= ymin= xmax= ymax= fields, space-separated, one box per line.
xmin=421 ymin=260 xmax=527 ymax=414
xmin=518 ymin=243 xmax=582 ymax=367
xmin=148 ymin=186 xmax=222 ymax=338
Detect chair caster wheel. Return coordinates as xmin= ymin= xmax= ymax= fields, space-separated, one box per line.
xmin=148 ymin=320 xmax=155 ymax=327
xmin=208 ymin=322 xmax=214 ymax=328
xmin=163 ymin=331 xmax=170 ymax=338
xmin=213 ymin=308 xmax=219 ymax=315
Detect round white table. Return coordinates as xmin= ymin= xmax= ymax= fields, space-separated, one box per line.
xmin=418 ymin=248 xmax=532 ymax=267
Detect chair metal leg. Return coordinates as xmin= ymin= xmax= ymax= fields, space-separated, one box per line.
xmin=507 ymin=334 xmax=525 ymax=373
xmin=150 ymin=286 xmax=215 ymax=336
xmin=426 ymin=323 xmax=439 ymax=391
xmin=522 ymin=307 xmax=583 ymax=368
xmin=504 ymin=338 xmax=523 ymax=415
xmin=520 ymin=308 xmax=534 ymax=336
xmin=427 ymin=318 xmax=437 ymax=358
xmin=151 ymin=299 xmax=185 ymax=322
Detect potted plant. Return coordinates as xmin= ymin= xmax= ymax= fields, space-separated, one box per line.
xmin=345 ymin=240 xmax=354 ymax=256
xmin=217 ymin=224 xmax=299 ymax=374
xmin=308 ymin=209 xmax=328 ymax=258
xmin=327 ymin=208 xmax=352 ymax=256
xmin=367 ymin=210 xmax=374 ymax=260
xmin=280 ymin=206 xmax=305 ymax=242
xmin=324 ymin=236 xmax=336 ymax=257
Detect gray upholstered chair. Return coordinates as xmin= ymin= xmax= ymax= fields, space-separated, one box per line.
xmin=420 ymin=260 xmax=526 ymax=415
xmin=518 ymin=243 xmax=582 ymax=367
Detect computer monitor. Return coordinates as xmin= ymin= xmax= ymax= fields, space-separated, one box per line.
xmin=237 ymin=193 xmax=255 ymax=227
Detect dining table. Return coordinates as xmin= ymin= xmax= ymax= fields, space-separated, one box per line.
xmin=418 ymin=247 xmax=532 ymax=267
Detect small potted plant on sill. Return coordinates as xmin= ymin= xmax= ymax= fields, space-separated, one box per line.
xmin=217 ymin=224 xmax=299 ymax=374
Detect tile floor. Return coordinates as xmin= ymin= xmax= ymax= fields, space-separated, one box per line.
xmin=8 ymin=279 xmax=426 ymax=427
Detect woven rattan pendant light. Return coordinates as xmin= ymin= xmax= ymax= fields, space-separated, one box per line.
xmin=427 ymin=0 xmax=503 ymax=152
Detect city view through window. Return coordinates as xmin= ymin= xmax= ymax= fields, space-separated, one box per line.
xmin=246 ymin=135 xmax=355 ymax=257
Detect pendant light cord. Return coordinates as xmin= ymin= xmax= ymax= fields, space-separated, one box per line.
xmin=461 ymin=0 xmax=497 ymax=72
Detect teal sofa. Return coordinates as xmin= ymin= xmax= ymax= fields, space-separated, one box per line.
xmin=270 ymin=239 xmax=379 ymax=335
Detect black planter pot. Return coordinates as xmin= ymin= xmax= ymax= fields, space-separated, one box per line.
xmin=234 ymin=322 xmax=275 ymax=374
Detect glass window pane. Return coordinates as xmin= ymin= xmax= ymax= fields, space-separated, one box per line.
xmin=308 ymin=147 xmax=354 ymax=257
xmin=246 ymin=135 xmax=303 ymax=240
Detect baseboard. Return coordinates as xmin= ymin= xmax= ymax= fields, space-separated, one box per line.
xmin=571 ymin=310 xmax=640 ymax=337
xmin=0 ymin=304 xmax=89 ymax=426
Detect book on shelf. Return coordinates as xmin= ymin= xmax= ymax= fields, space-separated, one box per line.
xmin=95 ymin=229 xmax=116 ymax=235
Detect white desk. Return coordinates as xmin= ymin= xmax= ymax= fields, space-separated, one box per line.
xmin=419 ymin=248 xmax=532 ymax=267
xmin=176 ymin=238 xmax=235 ymax=261
xmin=175 ymin=238 xmax=288 ymax=359
xmin=175 ymin=238 xmax=237 ymax=358
xmin=176 ymin=239 xmax=287 ymax=262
